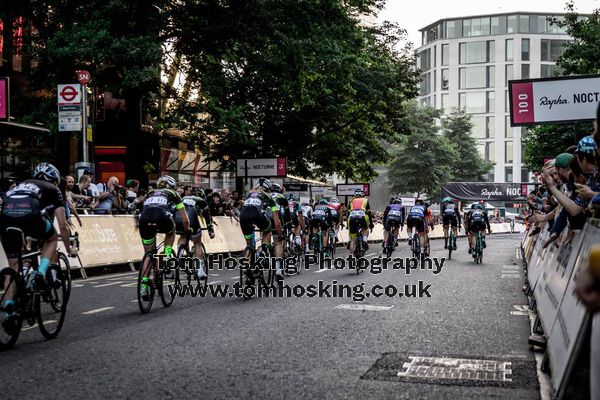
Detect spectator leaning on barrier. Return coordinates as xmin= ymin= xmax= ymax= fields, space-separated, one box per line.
xmin=94 ymin=176 xmax=124 ymax=215
xmin=72 ymin=174 xmax=93 ymax=208
xmin=209 ymin=191 xmax=232 ymax=216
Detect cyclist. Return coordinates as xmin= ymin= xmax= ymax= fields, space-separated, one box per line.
xmin=406 ymin=199 xmax=429 ymax=257
xmin=286 ymin=193 xmax=305 ymax=249
xmin=327 ymin=197 xmax=343 ymax=243
xmin=138 ymin=175 xmax=189 ymax=300
xmin=271 ymin=183 xmax=289 ymax=280
xmin=348 ymin=189 xmax=373 ymax=255
xmin=0 ymin=163 xmax=78 ymax=332
xmin=301 ymin=200 xmax=313 ymax=252
xmin=467 ymin=202 xmax=491 ymax=254
xmin=383 ymin=196 xmax=405 ymax=250
xmin=174 ymin=186 xmax=215 ymax=280
xmin=239 ymin=178 xmax=284 ymax=281
xmin=441 ymin=197 xmax=461 ymax=250
xmin=311 ymin=198 xmax=333 ymax=256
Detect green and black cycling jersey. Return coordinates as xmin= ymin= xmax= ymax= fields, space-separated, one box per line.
xmin=142 ymin=188 xmax=184 ymax=212
xmin=179 ymin=195 xmax=214 ymax=231
xmin=272 ymin=192 xmax=291 ymax=225
xmin=242 ymin=190 xmax=278 ymax=214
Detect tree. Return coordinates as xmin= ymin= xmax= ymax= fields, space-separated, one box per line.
xmin=165 ymin=0 xmax=420 ymax=181
xmin=441 ymin=109 xmax=492 ymax=182
xmin=387 ymin=103 xmax=456 ymax=199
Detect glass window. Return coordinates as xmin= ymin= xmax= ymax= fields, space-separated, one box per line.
xmin=505 ymin=39 xmax=514 ymax=61
xmin=471 ymin=18 xmax=482 ymax=36
xmin=463 ymin=19 xmax=472 ymax=37
xmin=419 ymin=48 xmax=431 ymax=70
xmin=441 ymin=68 xmax=449 ymax=90
xmin=541 ymin=64 xmax=561 ymax=78
xmin=446 ymin=20 xmax=457 ymax=38
xmin=487 ymin=116 xmax=495 ymax=138
xmin=486 ymin=142 xmax=495 ymax=162
xmin=547 ymin=16 xmax=567 ymax=34
xmin=505 ymin=141 xmax=513 ymax=162
xmin=505 ymin=64 xmax=513 ymax=86
xmin=433 ymin=45 xmax=437 ymax=67
xmin=491 ymin=17 xmax=500 ymax=34
xmin=460 ymin=41 xmax=491 ymax=64
xmin=536 ymin=16 xmax=547 ymax=33
xmin=507 ymin=15 xmax=518 ymax=33
xmin=521 ymin=64 xmax=530 ymax=79
xmin=487 ymin=66 xmax=495 ymax=88
xmin=487 ymin=40 xmax=495 ymax=63
xmin=505 ymin=116 xmax=513 ymax=137
xmin=522 ymin=38 xmax=530 ymax=61
xmin=420 ymin=72 xmax=430 ymax=95
xmin=459 ymin=91 xmax=487 ymax=114
xmin=487 ymin=91 xmax=495 ymax=113
xmin=541 ymin=39 xmax=569 ymax=62
xmin=505 ymin=167 xmax=513 ymax=182
xmin=522 ymin=168 xmax=530 ymax=183
xmin=459 ymin=66 xmax=487 ymax=89
xmin=420 ymin=97 xmax=430 ymax=106
xmin=441 ymin=93 xmax=449 ymax=113
xmin=442 ymin=44 xmax=449 ymax=66
xmin=481 ymin=18 xmax=490 ymax=35
xmin=433 ymin=70 xmax=437 ymax=91
xmin=519 ymin=15 xmax=530 ymax=33
xmin=472 ymin=116 xmax=486 ymax=138
xmin=505 ymin=90 xmax=509 ymax=112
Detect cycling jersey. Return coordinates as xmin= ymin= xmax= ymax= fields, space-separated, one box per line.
xmin=347 ymin=197 xmax=371 ymax=238
xmin=287 ymin=199 xmax=302 ymax=226
xmin=383 ymin=204 xmax=405 ymax=231
xmin=142 ymin=189 xmax=184 ymax=212
xmin=468 ymin=209 xmax=490 ymax=232
xmin=173 ymin=195 xmax=213 ymax=239
xmin=240 ymin=190 xmax=278 ymax=240
xmin=408 ymin=205 xmax=426 ymax=219
xmin=242 ymin=191 xmax=277 ymax=214
xmin=139 ymin=189 xmax=184 ymax=244
xmin=442 ymin=203 xmax=461 ymax=227
xmin=311 ymin=204 xmax=333 ymax=230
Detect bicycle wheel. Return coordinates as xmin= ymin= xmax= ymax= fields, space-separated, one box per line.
xmin=137 ymin=252 xmax=156 ymax=314
xmin=447 ymin=233 xmax=453 ymax=260
xmin=159 ymin=255 xmax=178 ymax=308
xmin=0 ymin=268 xmax=23 ymax=351
xmin=36 ymin=263 xmax=68 ymax=339
xmin=177 ymin=246 xmax=191 ymax=288
xmin=241 ymin=247 xmax=254 ymax=300
xmin=194 ymin=243 xmax=209 ymax=290
xmin=56 ymin=253 xmax=72 ymax=306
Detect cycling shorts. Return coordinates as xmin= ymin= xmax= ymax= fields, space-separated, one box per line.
xmin=406 ymin=216 xmax=425 ymax=234
xmin=348 ymin=216 xmax=368 ymax=239
xmin=0 ymin=199 xmax=55 ymax=258
xmin=239 ymin=206 xmax=271 ymax=240
xmin=442 ymin=214 xmax=458 ymax=228
xmin=469 ymin=219 xmax=486 ymax=232
xmin=384 ymin=217 xmax=402 ymax=231
xmin=174 ymin=206 xmax=202 ymax=239
xmin=310 ymin=216 xmax=330 ymax=232
xmin=139 ymin=207 xmax=175 ymax=245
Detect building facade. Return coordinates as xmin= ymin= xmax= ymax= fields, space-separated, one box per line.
xmin=416 ymin=12 xmax=571 ymax=183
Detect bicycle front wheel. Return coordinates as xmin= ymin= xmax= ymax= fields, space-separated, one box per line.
xmin=57 ymin=253 xmax=72 ymax=306
xmin=159 ymin=256 xmax=178 ymax=308
xmin=194 ymin=243 xmax=209 ymax=290
xmin=36 ymin=264 xmax=68 ymax=339
xmin=137 ymin=252 xmax=156 ymax=314
xmin=0 ymin=268 xmax=23 ymax=351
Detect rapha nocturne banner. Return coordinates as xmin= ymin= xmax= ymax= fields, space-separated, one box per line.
xmin=441 ymin=182 xmax=528 ymax=201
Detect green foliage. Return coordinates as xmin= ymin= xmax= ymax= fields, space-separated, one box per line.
xmin=556 ymin=1 xmax=600 ymax=75
xmin=165 ymin=0 xmax=420 ymax=181
xmin=387 ymin=103 xmax=456 ymax=199
xmin=441 ymin=109 xmax=492 ymax=182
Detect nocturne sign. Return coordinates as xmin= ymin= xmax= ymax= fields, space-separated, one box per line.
xmin=441 ymin=182 xmax=528 ymax=201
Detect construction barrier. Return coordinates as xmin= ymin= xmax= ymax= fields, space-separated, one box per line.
xmin=521 ymin=219 xmax=600 ymax=399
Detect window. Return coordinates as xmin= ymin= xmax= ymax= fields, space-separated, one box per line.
xmin=487 ymin=40 xmax=495 ymax=63
xmin=519 ymin=15 xmax=530 ymax=33
xmin=420 ymin=72 xmax=431 ymax=95
xmin=459 ymin=92 xmax=487 ymax=114
xmin=459 ymin=41 xmax=490 ymax=64
xmin=507 ymin=15 xmax=518 ymax=33
xmin=485 ymin=142 xmax=495 ymax=162
xmin=491 ymin=17 xmax=501 ymax=34
xmin=487 ymin=117 xmax=495 ymax=138
xmin=541 ymin=39 xmax=569 ymax=62
xmin=481 ymin=18 xmax=491 ymax=36
xmin=505 ymin=39 xmax=514 ymax=61
xmin=505 ymin=90 xmax=510 ymax=112
xmin=505 ymin=167 xmax=514 ymax=183
xmin=505 ymin=141 xmax=513 ymax=163
xmin=521 ymin=38 xmax=530 ymax=61
xmin=521 ymin=64 xmax=530 ymax=79
xmin=547 ymin=16 xmax=567 ymax=34
xmin=522 ymin=168 xmax=530 ymax=183
xmin=487 ymin=91 xmax=495 ymax=113
xmin=441 ymin=93 xmax=449 ymax=112
xmin=441 ymin=44 xmax=449 ymax=65
xmin=472 ymin=116 xmax=487 ymax=138
xmin=505 ymin=116 xmax=513 ymax=138
xmin=487 ymin=66 xmax=495 ymax=88
xmin=446 ymin=20 xmax=458 ymax=38
xmin=505 ymin=64 xmax=513 ymax=86
xmin=419 ymin=48 xmax=431 ymax=70
xmin=420 ymin=97 xmax=430 ymax=106
xmin=459 ymin=66 xmax=487 ymax=89
xmin=536 ymin=16 xmax=547 ymax=33
xmin=541 ymin=64 xmax=560 ymax=78
xmin=463 ymin=19 xmax=472 ymax=37
xmin=441 ymin=69 xmax=449 ymax=90
xmin=433 ymin=70 xmax=437 ymax=91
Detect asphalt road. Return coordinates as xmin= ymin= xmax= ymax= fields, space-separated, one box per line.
xmin=1 ymin=234 xmax=539 ymax=400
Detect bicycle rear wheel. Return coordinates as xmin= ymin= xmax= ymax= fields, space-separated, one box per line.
xmin=56 ymin=253 xmax=72 ymax=307
xmin=447 ymin=234 xmax=453 ymax=260
xmin=36 ymin=265 xmax=68 ymax=339
xmin=137 ymin=252 xmax=156 ymax=314
xmin=0 ymin=268 xmax=23 ymax=351
xmin=194 ymin=243 xmax=209 ymax=290
xmin=159 ymin=255 xmax=178 ymax=308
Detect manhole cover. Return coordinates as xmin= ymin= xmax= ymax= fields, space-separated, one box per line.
xmin=361 ymin=353 xmax=538 ymax=388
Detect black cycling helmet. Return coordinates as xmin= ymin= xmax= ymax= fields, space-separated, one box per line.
xmin=33 ymin=162 xmax=60 ymax=185
xmin=192 ymin=187 xmax=206 ymax=199
xmin=255 ymin=177 xmax=272 ymax=191
xmin=392 ymin=196 xmax=402 ymax=205
xmin=354 ymin=189 xmax=365 ymax=197
xmin=272 ymin=183 xmax=283 ymax=194
xmin=415 ymin=199 xmax=424 ymax=205
xmin=318 ymin=198 xmax=328 ymax=205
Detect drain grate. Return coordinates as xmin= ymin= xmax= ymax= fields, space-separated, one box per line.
xmin=361 ymin=353 xmax=538 ymax=388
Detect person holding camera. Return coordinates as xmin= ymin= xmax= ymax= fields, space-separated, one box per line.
xmin=93 ymin=176 xmax=124 ymax=215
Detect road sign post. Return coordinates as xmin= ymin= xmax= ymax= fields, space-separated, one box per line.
xmin=77 ymin=71 xmax=91 ymax=163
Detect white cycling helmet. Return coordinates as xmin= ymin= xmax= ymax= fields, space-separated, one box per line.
xmin=331 ymin=197 xmax=339 ymax=203
xmin=157 ymin=175 xmax=177 ymax=190
xmin=254 ymin=177 xmax=273 ymax=191
xmin=33 ymin=162 xmax=60 ymax=185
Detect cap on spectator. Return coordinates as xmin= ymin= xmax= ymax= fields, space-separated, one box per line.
xmin=576 ymin=135 xmax=597 ymax=154
xmin=554 ymin=153 xmax=574 ymax=168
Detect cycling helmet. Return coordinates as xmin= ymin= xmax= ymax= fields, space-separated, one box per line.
xmin=302 ymin=201 xmax=309 ymax=206
xmin=318 ymin=198 xmax=328 ymax=205
xmin=415 ymin=199 xmax=424 ymax=205
xmin=254 ymin=177 xmax=272 ymax=191
xmin=473 ymin=203 xmax=485 ymax=210
xmin=192 ymin=187 xmax=206 ymax=199
xmin=442 ymin=197 xmax=453 ymax=203
xmin=354 ymin=189 xmax=365 ymax=197
xmin=157 ymin=175 xmax=177 ymax=190
xmin=287 ymin=193 xmax=298 ymax=202
xmin=331 ymin=197 xmax=339 ymax=203
xmin=576 ymin=135 xmax=597 ymax=155
xmin=272 ymin=183 xmax=283 ymax=193
xmin=392 ymin=197 xmax=402 ymax=205
xmin=33 ymin=162 xmax=60 ymax=185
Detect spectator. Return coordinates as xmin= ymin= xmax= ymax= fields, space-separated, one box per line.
xmin=72 ymin=174 xmax=95 ymax=208
xmin=205 ymin=188 xmax=213 ymax=198
xmin=60 ymin=177 xmax=82 ymax=227
xmin=209 ymin=192 xmax=231 ymax=216
xmin=231 ymin=191 xmax=240 ymax=203
xmin=94 ymin=176 xmax=124 ymax=214
xmin=126 ymin=179 xmax=140 ymax=204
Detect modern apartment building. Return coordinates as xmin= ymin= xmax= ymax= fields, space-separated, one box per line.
xmin=416 ymin=12 xmax=571 ymax=183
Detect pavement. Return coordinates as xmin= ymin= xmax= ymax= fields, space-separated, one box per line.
xmin=0 ymin=234 xmax=540 ymax=400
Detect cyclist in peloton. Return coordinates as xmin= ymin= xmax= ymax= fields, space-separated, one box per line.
xmin=327 ymin=197 xmax=344 ymax=243
xmin=138 ymin=175 xmax=190 ymax=300
xmin=348 ymin=189 xmax=373 ymax=255
xmin=271 ymin=183 xmax=290 ymax=280
xmin=311 ymin=198 xmax=333 ymax=256
xmin=467 ymin=202 xmax=491 ymax=254
xmin=441 ymin=197 xmax=461 ymax=250
xmin=406 ymin=199 xmax=429 ymax=257
xmin=239 ymin=178 xmax=285 ymax=281
xmin=0 ymin=163 xmax=78 ymax=333
xmin=301 ymin=200 xmax=313 ymax=252
xmin=382 ymin=196 xmax=405 ymax=250
xmin=174 ymin=186 xmax=215 ymax=280
xmin=286 ymin=193 xmax=305 ymax=249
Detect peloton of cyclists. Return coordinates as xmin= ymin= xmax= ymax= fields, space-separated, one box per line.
xmin=441 ymin=197 xmax=461 ymax=251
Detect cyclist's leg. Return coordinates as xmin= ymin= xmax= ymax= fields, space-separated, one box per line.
xmin=418 ymin=219 xmax=426 ymax=251
xmin=348 ymin=217 xmax=358 ymax=254
xmin=321 ymin=220 xmax=329 ymax=250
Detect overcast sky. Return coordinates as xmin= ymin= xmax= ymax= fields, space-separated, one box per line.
xmin=378 ymin=0 xmax=600 ymax=47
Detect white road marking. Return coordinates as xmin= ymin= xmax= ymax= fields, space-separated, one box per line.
xmin=98 ymin=272 xmax=137 ymax=280
xmin=71 ymin=283 xmax=85 ymax=288
xmin=502 ymin=265 xmax=521 ymax=270
xmin=230 ymin=277 xmax=239 ymax=280
xmin=210 ymin=274 xmax=220 ymax=277
xmin=208 ymin=280 xmax=222 ymax=285
xmin=510 ymin=310 xmax=529 ymax=316
xmin=501 ymin=275 xmax=521 ymax=279
xmin=107 ymin=276 xmax=136 ymax=281
xmin=120 ymin=282 xmax=138 ymax=288
xmin=130 ymin=299 xmax=138 ymax=303
xmin=314 ymin=268 xmax=331 ymax=273
xmin=365 ymin=253 xmax=376 ymax=257
xmin=335 ymin=304 xmax=393 ymax=311
xmin=82 ymin=307 xmax=114 ymax=315
xmin=93 ymin=281 xmax=125 ymax=288
xmin=23 ymin=320 xmax=56 ymax=331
